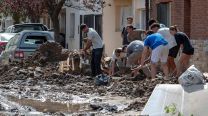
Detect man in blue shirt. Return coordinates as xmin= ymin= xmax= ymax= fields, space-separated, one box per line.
xmin=134 ymin=30 xmax=169 ymax=80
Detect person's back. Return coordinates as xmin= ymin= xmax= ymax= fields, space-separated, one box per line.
xmin=175 ymin=32 xmax=194 ymax=54
xmin=157 ymin=27 xmax=177 ymax=49
xmin=127 ymin=40 xmax=144 ymax=56
xmin=126 ymin=40 xmax=144 ymax=66
xmin=144 ymin=33 xmax=168 ymax=50
xmin=87 ymin=28 xmax=103 ymax=49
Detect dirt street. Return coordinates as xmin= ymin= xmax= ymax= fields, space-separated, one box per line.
xmin=0 ymin=61 xmax=188 ymax=115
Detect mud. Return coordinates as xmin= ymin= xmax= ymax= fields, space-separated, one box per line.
xmin=0 ymin=62 xmax=207 ymax=115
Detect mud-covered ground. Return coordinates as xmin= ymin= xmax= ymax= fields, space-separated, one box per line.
xmin=0 ymin=63 xmax=207 ymax=116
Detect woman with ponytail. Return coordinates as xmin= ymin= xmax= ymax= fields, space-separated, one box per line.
xmin=169 ymin=25 xmax=194 ymax=77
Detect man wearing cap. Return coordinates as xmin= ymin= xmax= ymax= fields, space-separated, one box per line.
xmin=81 ymin=24 xmax=104 ymax=78
xmin=121 ymin=16 xmax=134 ymax=45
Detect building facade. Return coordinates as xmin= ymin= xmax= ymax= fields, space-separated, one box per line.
xmin=150 ymin=0 xmax=208 ymax=71
xmin=103 ymin=0 xmax=146 ymax=56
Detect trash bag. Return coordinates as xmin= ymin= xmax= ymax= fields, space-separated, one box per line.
xmin=95 ymin=74 xmax=110 ymax=86
xmin=178 ymin=65 xmax=206 ymax=86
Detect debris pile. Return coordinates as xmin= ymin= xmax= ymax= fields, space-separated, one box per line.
xmin=24 ymin=42 xmax=70 ymax=66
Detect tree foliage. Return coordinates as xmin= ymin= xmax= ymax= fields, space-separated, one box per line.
xmin=0 ymin=0 xmax=110 ymax=42
xmin=0 ymin=0 xmax=46 ymax=23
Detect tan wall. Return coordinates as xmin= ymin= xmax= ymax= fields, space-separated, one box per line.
xmin=103 ymin=0 xmax=131 ymax=56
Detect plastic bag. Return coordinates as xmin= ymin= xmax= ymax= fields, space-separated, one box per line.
xmin=95 ymin=74 xmax=110 ymax=86
xmin=178 ymin=65 xmax=205 ymax=86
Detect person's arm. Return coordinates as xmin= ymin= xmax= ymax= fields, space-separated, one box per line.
xmin=140 ymin=46 xmax=149 ymax=66
xmin=132 ymin=46 xmax=149 ymax=73
xmin=83 ymin=39 xmax=92 ymax=52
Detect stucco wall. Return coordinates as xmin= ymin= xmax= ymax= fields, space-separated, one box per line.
xmin=103 ymin=0 xmax=123 ymax=56
xmin=134 ymin=0 xmax=145 ymax=9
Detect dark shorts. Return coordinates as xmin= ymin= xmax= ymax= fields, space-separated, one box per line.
xmin=182 ymin=48 xmax=194 ymax=55
xmin=168 ymin=46 xmax=180 ymax=58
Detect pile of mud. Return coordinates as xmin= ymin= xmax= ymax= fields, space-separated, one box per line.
xmin=24 ymin=42 xmax=69 ymax=66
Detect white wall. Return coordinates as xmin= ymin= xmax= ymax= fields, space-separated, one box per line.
xmin=65 ymin=7 xmax=80 ymax=50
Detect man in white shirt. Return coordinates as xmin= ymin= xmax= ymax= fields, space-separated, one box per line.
xmin=81 ymin=24 xmax=104 ymax=77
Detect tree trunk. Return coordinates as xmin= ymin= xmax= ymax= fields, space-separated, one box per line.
xmin=51 ymin=16 xmax=60 ymax=43
xmin=45 ymin=0 xmax=65 ymax=44
xmin=13 ymin=13 xmax=20 ymax=24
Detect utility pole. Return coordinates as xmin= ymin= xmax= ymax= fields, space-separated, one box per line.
xmin=145 ymin=0 xmax=149 ymax=30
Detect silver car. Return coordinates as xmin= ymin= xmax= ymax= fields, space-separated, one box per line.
xmin=0 ymin=30 xmax=54 ymax=64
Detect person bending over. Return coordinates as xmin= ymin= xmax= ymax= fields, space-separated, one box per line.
xmin=169 ymin=25 xmax=194 ymax=77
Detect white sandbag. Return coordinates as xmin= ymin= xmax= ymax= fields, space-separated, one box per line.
xmin=178 ymin=65 xmax=205 ymax=86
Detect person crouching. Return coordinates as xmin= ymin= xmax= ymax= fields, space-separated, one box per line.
xmin=110 ymin=46 xmax=127 ymax=76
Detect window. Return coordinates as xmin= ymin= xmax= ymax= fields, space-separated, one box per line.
xmin=115 ymin=6 xmax=133 ymax=31
xmin=135 ymin=9 xmax=146 ymax=30
xmin=69 ymin=13 xmax=75 ymax=38
xmin=157 ymin=3 xmax=171 ymax=27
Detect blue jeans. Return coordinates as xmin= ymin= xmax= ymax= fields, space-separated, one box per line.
xmin=91 ymin=48 xmax=103 ymax=77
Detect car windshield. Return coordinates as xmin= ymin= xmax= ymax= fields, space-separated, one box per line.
xmin=13 ymin=25 xmax=43 ymax=33
xmin=24 ymin=36 xmax=47 ymax=46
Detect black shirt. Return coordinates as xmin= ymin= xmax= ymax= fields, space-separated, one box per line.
xmin=175 ymin=32 xmax=194 ymax=54
xmin=121 ymin=27 xmax=130 ymax=45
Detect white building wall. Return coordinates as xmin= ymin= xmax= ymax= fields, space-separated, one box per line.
xmin=66 ymin=7 xmax=81 ymax=50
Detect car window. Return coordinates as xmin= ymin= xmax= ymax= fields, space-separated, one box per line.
xmin=20 ymin=35 xmax=48 ymax=48
xmin=13 ymin=25 xmax=43 ymax=33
